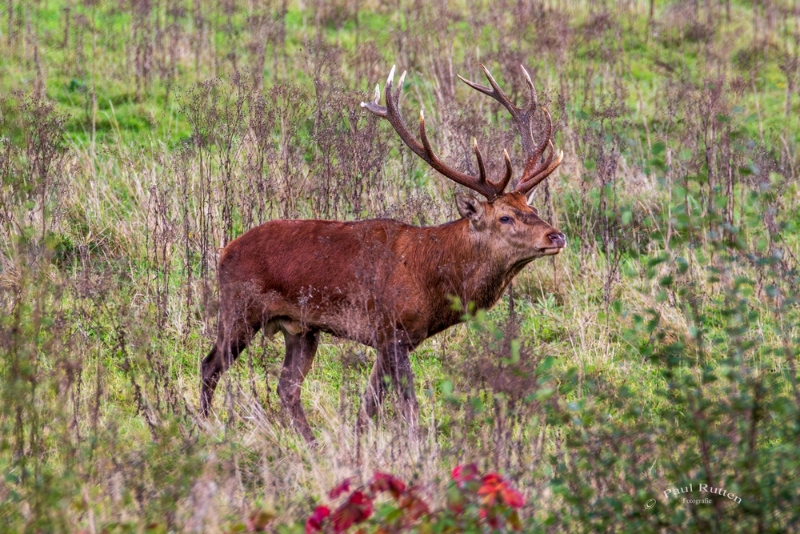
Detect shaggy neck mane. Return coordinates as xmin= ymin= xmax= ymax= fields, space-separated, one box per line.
xmin=420 ymin=218 xmax=518 ymax=314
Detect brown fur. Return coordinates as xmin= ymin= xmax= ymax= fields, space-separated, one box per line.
xmin=200 ymin=191 xmax=565 ymax=442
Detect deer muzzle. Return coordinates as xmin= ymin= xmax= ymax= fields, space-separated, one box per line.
xmin=542 ymin=231 xmax=566 ymax=255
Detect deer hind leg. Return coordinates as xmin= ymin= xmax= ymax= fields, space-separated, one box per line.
xmin=277 ymin=327 xmax=320 ymax=443
xmin=200 ymin=313 xmax=261 ymax=418
xmin=358 ymin=342 xmax=419 ymax=431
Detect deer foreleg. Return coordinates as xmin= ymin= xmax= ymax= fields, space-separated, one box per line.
xmin=359 ymin=342 xmax=419 ymax=431
xmin=277 ymin=328 xmax=319 ymax=443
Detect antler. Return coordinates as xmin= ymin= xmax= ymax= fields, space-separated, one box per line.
xmin=361 ymin=66 xmax=512 ymax=201
xmin=361 ymin=65 xmax=562 ymax=201
xmin=457 ymin=64 xmax=563 ymax=196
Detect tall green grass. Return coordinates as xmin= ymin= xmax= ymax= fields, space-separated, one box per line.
xmin=1 ymin=0 xmax=799 ymax=532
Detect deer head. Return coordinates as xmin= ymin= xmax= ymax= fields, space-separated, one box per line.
xmin=361 ymin=65 xmax=566 ymax=264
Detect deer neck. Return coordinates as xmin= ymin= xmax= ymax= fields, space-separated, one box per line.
xmin=425 ymin=219 xmax=519 ymax=313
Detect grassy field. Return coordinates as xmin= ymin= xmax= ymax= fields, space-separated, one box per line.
xmin=1 ymin=0 xmax=800 ymax=532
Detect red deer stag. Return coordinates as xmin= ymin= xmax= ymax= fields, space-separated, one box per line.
xmin=201 ymin=65 xmax=565 ymax=442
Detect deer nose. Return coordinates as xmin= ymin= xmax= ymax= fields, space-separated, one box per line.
xmin=547 ymin=232 xmax=566 ymax=248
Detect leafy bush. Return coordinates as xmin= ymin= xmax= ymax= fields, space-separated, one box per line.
xmin=292 ymin=466 xmax=524 ymax=533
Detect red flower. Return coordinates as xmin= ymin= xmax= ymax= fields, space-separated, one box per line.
xmin=500 ymin=485 xmax=525 ymax=509
xmin=305 ymin=506 xmax=330 ymax=534
xmin=477 ymin=473 xmax=503 ymax=506
xmin=478 ymin=473 xmax=525 ymax=509
xmin=370 ymin=472 xmax=406 ymax=499
xmin=332 ymin=490 xmax=374 ymax=532
xmin=328 ymin=478 xmax=352 ymax=499
xmin=452 ymin=464 xmax=479 ymax=487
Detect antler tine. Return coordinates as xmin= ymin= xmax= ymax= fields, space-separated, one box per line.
xmin=515 ymin=106 xmax=554 ymax=188
xmin=524 ymin=141 xmax=555 ymax=182
xmin=379 ymin=66 xmax=426 ymax=159
xmin=516 ymin=147 xmax=564 ymax=195
xmin=456 ymin=73 xmax=495 ymax=99
xmin=519 ymin=65 xmax=539 ymax=113
xmin=397 ymin=70 xmax=407 ymax=93
xmin=360 ymin=83 xmax=387 ymax=117
xmin=418 ymin=108 xmax=435 ymax=156
xmin=457 ymin=64 xmax=519 ymax=115
xmin=479 ymin=64 xmax=515 ymax=108
xmin=389 ymin=68 xmax=407 ymax=109
xmin=499 ymin=149 xmax=513 ymax=192
xmin=472 ymin=139 xmax=487 ymax=185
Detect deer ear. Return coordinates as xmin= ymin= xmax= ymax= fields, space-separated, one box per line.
xmin=525 ymin=194 xmax=541 ymax=216
xmin=526 ymin=191 xmax=540 ymax=212
xmin=456 ymin=193 xmax=485 ymax=221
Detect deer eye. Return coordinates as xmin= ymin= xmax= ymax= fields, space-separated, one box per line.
xmin=499 ymin=216 xmax=512 ymax=224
